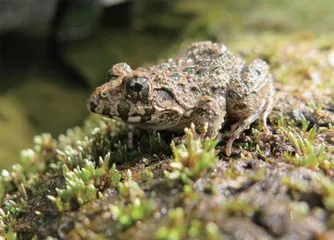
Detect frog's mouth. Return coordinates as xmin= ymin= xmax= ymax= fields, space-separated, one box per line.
xmin=130 ymin=120 xmax=181 ymax=131
xmin=122 ymin=108 xmax=184 ymax=131
xmin=107 ymin=115 xmax=179 ymax=131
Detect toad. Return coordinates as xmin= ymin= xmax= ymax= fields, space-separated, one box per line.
xmin=87 ymin=41 xmax=274 ymax=156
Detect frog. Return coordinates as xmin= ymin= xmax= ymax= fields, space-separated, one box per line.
xmin=87 ymin=41 xmax=274 ymax=156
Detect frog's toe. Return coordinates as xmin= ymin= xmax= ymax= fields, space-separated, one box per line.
xmin=225 ymin=141 xmax=233 ymax=156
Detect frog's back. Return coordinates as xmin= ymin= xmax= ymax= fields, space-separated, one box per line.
xmin=149 ymin=41 xmax=237 ymax=110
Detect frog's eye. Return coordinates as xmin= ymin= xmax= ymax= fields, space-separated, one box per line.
xmin=106 ymin=70 xmax=118 ymax=81
xmin=125 ymin=77 xmax=150 ymax=99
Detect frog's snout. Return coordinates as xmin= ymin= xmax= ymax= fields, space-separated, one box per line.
xmin=87 ymin=93 xmax=100 ymax=113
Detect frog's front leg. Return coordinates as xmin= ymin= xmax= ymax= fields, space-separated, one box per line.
xmin=191 ymin=96 xmax=226 ymax=138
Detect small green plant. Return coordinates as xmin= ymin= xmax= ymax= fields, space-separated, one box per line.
xmin=110 ymin=197 xmax=154 ymax=229
xmin=1 ymin=197 xmax=28 ymax=232
xmin=284 ymin=128 xmax=328 ymax=170
xmin=166 ymin=123 xmax=218 ymax=183
xmin=4 ymin=226 xmax=17 ymax=240
xmin=277 ymin=114 xmax=287 ymax=130
xmin=278 ymin=116 xmax=329 ymax=171
xmin=315 ymin=174 xmax=334 ymax=211
xmin=155 ymin=207 xmax=221 ymax=240
xmin=282 ymin=176 xmax=309 ymax=192
xmin=118 ymin=170 xmax=145 ymax=202
xmin=155 ymin=207 xmax=188 ymax=240
xmin=109 ymin=170 xmax=154 ymax=229
xmin=48 ymin=153 xmax=121 ymax=211
xmin=0 ymin=169 xmax=16 ymax=203
xmin=147 ymin=132 xmax=169 ymax=153
xmin=283 ymin=172 xmax=334 ymax=212
xmin=0 ymin=135 xmax=57 ymax=203
xmin=221 ymin=199 xmax=258 ymax=217
xmin=183 ymin=184 xmax=199 ymax=203
xmin=0 ymin=209 xmax=5 ymax=235
xmin=205 ymin=222 xmax=221 ymax=240
xmin=19 ymin=133 xmax=57 ymax=175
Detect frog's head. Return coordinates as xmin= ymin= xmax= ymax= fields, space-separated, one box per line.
xmin=87 ymin=63 xmax=185 ymax=130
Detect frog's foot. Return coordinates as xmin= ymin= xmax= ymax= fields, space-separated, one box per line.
xmin=192 ymin=96 xmax=226 ymax=139
xmin=260 ymin=79 xmax=274 ymax=135
xmin=230 ymin=121 xmax=242 ymax=133
xmin=225 ymin=112 xmax=261 ymax=156
xmin=172 ymin=134 xmax=186 ymax=146
xmin=261 ymin=117 xmax=271 ymax=135
xmin=198 ymin=122 xmax=209 ymax=140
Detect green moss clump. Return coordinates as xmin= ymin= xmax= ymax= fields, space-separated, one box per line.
xmin=110 ymin=170 xmax=155 ymax=229
xmin=277 ymin=115 xmax=330 ymax=171
xmin=47 ymin=153 xmax=121 ymax=211
xmin=166 ymin=123 xmax=218 ymax=183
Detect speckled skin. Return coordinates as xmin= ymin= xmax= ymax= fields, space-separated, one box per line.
xmin=87 ymin=41 xmax=274 ymax=156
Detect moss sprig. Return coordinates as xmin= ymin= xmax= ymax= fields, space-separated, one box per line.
xmin=48 ymin=152 xmax=121 ymax=211
xmin=109 ymin=170 xmax=154 ymax=229
xmin=278 ymin=115 xmax=330 ymax=171
xmin=166 ymin=123 xmax=218 ymax=183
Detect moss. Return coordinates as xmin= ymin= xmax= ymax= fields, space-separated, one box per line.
xmin=166 ymin=123 xmax=218 ymax=183
xmin=47 ymin=153 xmax=121 ymax=211
xmin=277 ymin=115 xmax=331 ymax=171
xmin=4 ymin=226 xmax=17 ymax=240
xmin=110 ymin=171 xmax=155 ymax=230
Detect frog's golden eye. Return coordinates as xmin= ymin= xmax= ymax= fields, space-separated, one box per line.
xmin=106 ymin=70 xmax=118 ymax=81
xmin=125 ymin=77 xmax=150 ymax=99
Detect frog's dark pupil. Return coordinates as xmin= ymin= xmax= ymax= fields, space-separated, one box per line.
xmin=125 ymin=77 xmax=150 ymax=99
xmin=129 ymin=82 xmax=143 ymax=92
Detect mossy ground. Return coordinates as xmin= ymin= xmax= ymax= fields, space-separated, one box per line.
xmin=1 ymin=33 xmax=333 ymax=239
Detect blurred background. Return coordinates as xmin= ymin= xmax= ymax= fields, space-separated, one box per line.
xmin=1 ymin=0 xmax=333 ymax=169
